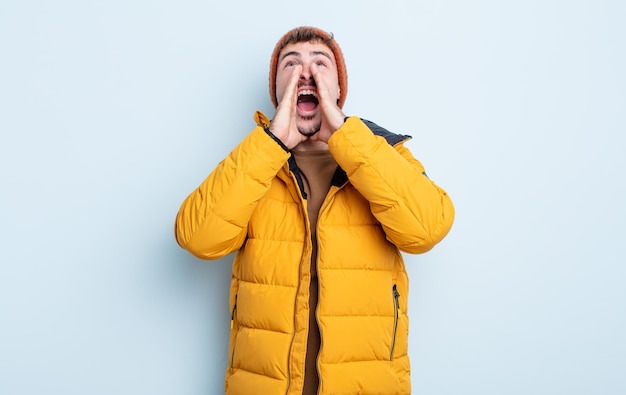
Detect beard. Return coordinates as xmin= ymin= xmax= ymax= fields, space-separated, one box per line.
xmin=297 ymin=116 xmax=322 ymax=137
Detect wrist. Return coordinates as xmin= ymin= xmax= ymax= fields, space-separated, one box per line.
xmin=329 ymin=111 xmax=347 ymax=132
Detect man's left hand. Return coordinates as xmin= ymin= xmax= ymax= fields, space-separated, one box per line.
xmin=311 ymin=63 xmax=346 ymax=143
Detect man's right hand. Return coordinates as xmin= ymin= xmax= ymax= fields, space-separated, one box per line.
xmin=269 ymin=65 xmax=306 ymax=150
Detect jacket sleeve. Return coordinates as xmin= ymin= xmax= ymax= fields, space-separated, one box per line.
xmin=328 ymin=116 xmax=455 ymax=254
xmin=174 ymin=126 xmax=290 ymax=259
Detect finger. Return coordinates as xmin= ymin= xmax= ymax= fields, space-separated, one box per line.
xmin=311 ymin=64 xmax=331 ymax=106
xmin=310 ymin=63 xmax=323 ymax=93
xmin=311 ymin=63 xmax=345 ymax=132
xmin=282 ymin=65 xmax=302 ymax=107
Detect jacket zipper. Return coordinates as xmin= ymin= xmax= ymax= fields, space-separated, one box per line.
xmin=230 ymin=295 xmax=238 ymax=369
xmin=391 ymin=284 xmax=400 ymax=361
xmin=314 ymin=189 xmax=340 ymax=395
xmin=286 ymin=166 xmax=342 ymax=394
xmin=285 ymin=171 xmax=309 ymax=394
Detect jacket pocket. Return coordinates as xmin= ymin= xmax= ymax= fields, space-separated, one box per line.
xmin=229 ymin=295 xmax=238 ymax=369
xmin=390 ymin=284 xmax=400 ymax=361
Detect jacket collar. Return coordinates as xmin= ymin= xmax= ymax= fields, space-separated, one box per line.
xmin=262 ymin=112 xmax=411 ymax=193
xmin=360 ymin=118 xmax=412 ymax=146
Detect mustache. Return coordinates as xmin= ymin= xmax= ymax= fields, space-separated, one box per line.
xmin=297 ymin=80 xmax=317 ymax=89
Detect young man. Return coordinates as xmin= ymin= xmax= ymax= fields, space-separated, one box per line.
xmin=175 ymin=26 xmax=454 ymax=395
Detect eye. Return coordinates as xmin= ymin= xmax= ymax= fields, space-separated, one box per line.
xmin=283 ymin=60 xmax=299 ymax=68
xmin=315 ymin=60 xmax=326 ymax=67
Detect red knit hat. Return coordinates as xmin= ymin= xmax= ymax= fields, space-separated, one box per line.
xmin=269 ymin=26 xmax=348 ymax=109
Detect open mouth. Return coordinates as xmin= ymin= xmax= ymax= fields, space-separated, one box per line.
xmin=297 ymin=90 xmax=319 ymax=112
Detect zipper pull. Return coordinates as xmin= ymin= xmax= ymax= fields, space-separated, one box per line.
xmin=393 ymin=284 xmax=400 ymax=309
xmin=230 ymin=297 xmax=237 ymax=330
xmin=231 ymin=295 xmax=238 ymax=320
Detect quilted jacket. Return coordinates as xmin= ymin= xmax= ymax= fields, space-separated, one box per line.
xmin=175 ymin=112 xmax=455 ymax=394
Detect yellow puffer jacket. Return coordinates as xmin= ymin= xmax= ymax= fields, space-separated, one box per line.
xmin=175 ymin=112 xmax=454 ymax=395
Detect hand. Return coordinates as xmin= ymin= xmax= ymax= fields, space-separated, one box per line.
xmin=269 ymin=65 xmax=307 ymax=149
xmin=309 ymin=63 xmax=346 ymax=143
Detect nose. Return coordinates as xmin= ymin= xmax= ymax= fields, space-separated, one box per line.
xmin=299 ymin=63 xmax=313 ymax=80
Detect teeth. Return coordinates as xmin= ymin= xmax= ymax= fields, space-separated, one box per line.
xmin=298 ymin=90 xmax=318 ymax=98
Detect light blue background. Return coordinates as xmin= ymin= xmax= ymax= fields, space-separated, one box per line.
xmin=1 ymin=0 xmax=624 ymax=394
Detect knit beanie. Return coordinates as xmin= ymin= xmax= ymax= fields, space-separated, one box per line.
xmin=269 ymin=26 xmax=348 ymax=109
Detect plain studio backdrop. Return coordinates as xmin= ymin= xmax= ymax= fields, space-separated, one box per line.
xmin=1 ymin=0 xmax=624 ymax=394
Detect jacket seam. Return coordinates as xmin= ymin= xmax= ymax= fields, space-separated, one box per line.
xmin=318 ymin=223 xmax=381 ymax=227
xmin=321 ymin=355 xmax=409 ymax=365
xmin=229 ymin=366 xmax=286 ymax=382
xmin=246 ymin=238 xmax=303 ymax=243
xmin=320 ymin=314 xmax=395 ymax=318
xmin=236 ymin=279 xmax=297 ymax=289
xmin=235 ymin=323 xmax=292 ymax=335
xmin=315 ymin=267 xmax=398 ymax=272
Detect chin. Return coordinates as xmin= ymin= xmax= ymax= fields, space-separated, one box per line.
xmin=297 ymin=115 xmax=322 ymax=137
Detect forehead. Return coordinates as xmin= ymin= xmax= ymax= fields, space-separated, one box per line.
xmin=279 ymin=41 xmax=336 ymax=63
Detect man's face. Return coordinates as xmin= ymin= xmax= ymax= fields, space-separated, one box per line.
xmin=275 ymin=41 xmax=340 ymax=137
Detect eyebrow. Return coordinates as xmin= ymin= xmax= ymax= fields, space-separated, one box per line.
xmin=279 ymin=50 xmax=334 ymax=63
